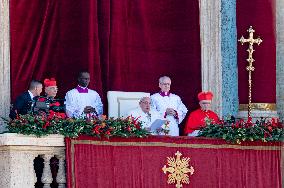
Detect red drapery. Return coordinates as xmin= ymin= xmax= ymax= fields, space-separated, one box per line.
xmin=237 ymin=0 xmax=276 ymax=103
xmin=10 ymin=0 xmax=201 ymax=112
xmin=66 ymin=136 xmax=282 ymax=188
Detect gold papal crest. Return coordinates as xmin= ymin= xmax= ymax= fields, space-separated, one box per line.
xmin=162 ymin=151 xmax=194 ymax=188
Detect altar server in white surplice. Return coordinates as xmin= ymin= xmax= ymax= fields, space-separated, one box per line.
xmin=65 ymin=71 xmax=103 ymax=118
xmin=128 ymin=97 xmax=164 ymax=133
xmin=151 ymin=76 xmax=188 ymax=136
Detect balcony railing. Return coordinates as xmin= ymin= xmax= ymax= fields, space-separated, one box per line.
xmin=0 ymin=133 xmax=66 ymax=188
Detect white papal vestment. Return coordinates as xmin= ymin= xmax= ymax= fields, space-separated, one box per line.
xmin=128 ymin=108 xmax=164 ymax=134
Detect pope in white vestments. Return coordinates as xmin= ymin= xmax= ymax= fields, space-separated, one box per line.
xmin=151 ymin=76 xmax=188 ymax=136
xmin=128 ymin=97 xmax=165 ymax=134
xmin=65 ymin=71 xmax=103 ymax=118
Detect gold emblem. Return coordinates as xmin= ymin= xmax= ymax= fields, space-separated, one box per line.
xmin=162 ymin=151 xmax=194 ymax=188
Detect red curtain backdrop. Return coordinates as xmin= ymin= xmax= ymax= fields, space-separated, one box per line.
xmin=237 ymin=0 xmax=276 ymax=103
xmin=66 ymin=136 xmax=282 ymax=188
xmin=10 ymin=0 xmax=201 ymax=112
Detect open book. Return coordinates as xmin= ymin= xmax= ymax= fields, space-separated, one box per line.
xmin=150 ymin=119 xmax=167 ymax=133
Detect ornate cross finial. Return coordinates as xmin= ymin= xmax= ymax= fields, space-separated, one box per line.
xmin=238 ymin=26 xmax=263 ymax=118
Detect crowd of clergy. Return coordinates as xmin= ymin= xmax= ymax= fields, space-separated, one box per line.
xmin=10 ymin=71 xmax=219 ymax=136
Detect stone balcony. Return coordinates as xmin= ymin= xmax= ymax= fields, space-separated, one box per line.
xmin=0 ymin=133 xmax=66 ymax=188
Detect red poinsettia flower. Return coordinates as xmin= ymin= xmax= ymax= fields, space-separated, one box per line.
xmin=267 ymin=126 xmax=273 ymax=132
xmin=43 ymin=121 xmax=50 ymax=129
xmin=271 ymin=117 xmax=279 ymax=127
xmin=234 ymin=122 xmax=240 ymax=128
xmin=264 ymin=131 xmax=271 ymax=138
xmin=92 ymin=126 xmax=100 ymax=134
xmin=245 ymin=117 xmax=253 ymax=127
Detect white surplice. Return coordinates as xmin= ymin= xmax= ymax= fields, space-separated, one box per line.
xmin=65 ymin=88 xmax=103 ymax=118
xmin=128 ymin=108 xmax=164 ymax=134
xmin=150 ymin=93 xmax=188 ymax=136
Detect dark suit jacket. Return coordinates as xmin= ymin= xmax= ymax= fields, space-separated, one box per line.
xmin=9 ymin=91 xmax=32 ymax=119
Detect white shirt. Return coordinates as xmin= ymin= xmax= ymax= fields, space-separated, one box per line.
xmin=151 ymin=93 xmax=188 ymax=136
xmin=28 ymin=90 xmax=34 ymax=100
xmin=65 ymin=88 xmax=103 ymax=118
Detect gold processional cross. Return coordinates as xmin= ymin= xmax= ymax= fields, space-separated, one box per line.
xmin=238 ymin=26 xmax=262 ymax=118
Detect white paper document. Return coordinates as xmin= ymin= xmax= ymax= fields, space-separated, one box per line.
xmin=150 ymin=119 xmax=167 ymax=132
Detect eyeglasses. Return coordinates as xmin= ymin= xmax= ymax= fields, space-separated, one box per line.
xmin=200 ymin=102 xmax=211 ymax=105
xmin=160 ymin=83 xmax=171 ymax=86
xmin=141 ymin=101 xmax=151 ymax=105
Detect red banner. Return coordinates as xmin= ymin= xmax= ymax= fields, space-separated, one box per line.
xmin=66 ymin=136 xmax=282 ymax=188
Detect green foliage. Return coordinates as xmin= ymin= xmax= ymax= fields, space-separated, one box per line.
xmin=4 ymin=114 xmax=150 ymax=138
xmin=198 ymin=117 xmax=284 ymax=144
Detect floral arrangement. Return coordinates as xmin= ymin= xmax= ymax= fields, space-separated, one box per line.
xmin=198 ymin=117 xmax=284 ymax=144
xmin=4 ymin=114 xmax=150 ymax=138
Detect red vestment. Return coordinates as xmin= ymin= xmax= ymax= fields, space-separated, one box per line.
xmin=184 ymin=108 xmax=219 ymax=134
xmin=38 ymin=98 xmax=66 ymax=119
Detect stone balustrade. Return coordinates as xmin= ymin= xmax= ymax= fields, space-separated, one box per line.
xmin=0 ymin=133 xmax=66 ymax=188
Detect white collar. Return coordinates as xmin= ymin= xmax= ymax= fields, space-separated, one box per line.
xmin=28 ymin=90 xmax=34 ymax=99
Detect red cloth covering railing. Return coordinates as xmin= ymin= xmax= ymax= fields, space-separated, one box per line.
xmin=66 ymin=136 xmax=283 ymax=188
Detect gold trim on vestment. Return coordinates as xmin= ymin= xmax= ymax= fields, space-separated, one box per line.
xmin=239 ymin=103 xmax=276 ymax=111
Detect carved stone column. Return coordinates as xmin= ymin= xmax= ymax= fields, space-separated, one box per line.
xmin=276 ymin=0 xmax=284 ymax=120
xmin=0 ymin=0 xmax=11 ymax=132
xmin=56 ymin=155 xmax=66 ymax=188
xmin=199 ymin=0 xmax=223 ymax=116
xmin=41 ymin=154 xmax=53 ymax=188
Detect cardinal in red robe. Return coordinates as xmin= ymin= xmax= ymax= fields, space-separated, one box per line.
xmin=184 ymin=91 xmax=219 ymax=136
xmin=38 ymin=78 xmax=66 ymax=119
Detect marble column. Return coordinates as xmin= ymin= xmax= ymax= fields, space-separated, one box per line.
xmin=0 ymin=0 xmax=11 ymax=132
xmin=276 ymin=0 xmax=284 ymax=120
xmin=220 ymin=0 xmax=238 ymax=117
xmin=199 ymin=0 xmax=223 ymax=116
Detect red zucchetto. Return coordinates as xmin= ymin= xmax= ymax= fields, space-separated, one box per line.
xmin=197 ymin=91 xmax=213 ymax=101
xmin=44 ymin=78 xmax=57 ymax=87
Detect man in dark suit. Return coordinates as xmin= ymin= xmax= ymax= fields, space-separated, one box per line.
xmin=9 ymin=80 xmax=43 ymax=119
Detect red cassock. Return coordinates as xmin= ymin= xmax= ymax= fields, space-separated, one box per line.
xmin=184 ymin=108 xmax=219 ymax=134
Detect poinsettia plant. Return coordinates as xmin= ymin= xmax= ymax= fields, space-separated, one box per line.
xmin=4 ymin=114 xmax=150 ymax=138
xmin=198 ymin=116 xmax=284 ymax=144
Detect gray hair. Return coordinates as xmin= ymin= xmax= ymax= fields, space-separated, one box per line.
xmin=29 ymin=80 xmax=42 ymax=90
xmin=139 ymin=97 xmax=150 ymax=103
xmin=159 ymin=76 xmax=171 ymax=84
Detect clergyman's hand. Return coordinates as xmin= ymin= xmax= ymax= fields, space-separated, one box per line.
xmin=83 ymin=106 xmax=93 ymax=113
xmin=166 ymin=108 xmax=176 ymax=116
